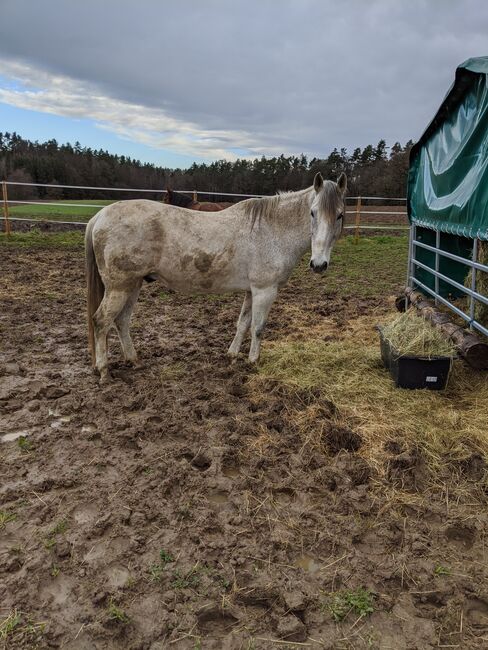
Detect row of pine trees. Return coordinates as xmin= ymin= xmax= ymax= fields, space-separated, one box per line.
xmin=0 ymin=132 xmax=412 ymax=201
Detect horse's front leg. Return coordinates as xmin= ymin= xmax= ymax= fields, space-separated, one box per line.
xmin=248 ymin=285 xmax=278 ymax=363
xmin=227 ymin=291 xmax=252 ymax=358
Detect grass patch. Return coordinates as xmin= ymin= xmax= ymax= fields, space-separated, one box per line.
xmin=0 ymin=610 xmax=21 ymax=639
xmin=51 ymin=564 xmax=60 ymax=577
xmin=43 ymin=519 xmax=68 ymax=549
xmin=17 ymin=435 xmax=32 ymax=452
xmin=0 ymin=510 xmax=17 ymax=529
xmin=148 ymin=553 xmax=228 ymax=593
xmin=49 ymin=519 xmax=68 ymax=536
xmin=107 ymin=599 xmax=130 ymax=624
xmin=0 ymin=610 xmax=45 ymax=642
xmin=253 ymin=314 xmax=488 ymax=471
xmin=434 ymin=564 xmax=451 ymax=576
xmin=149 ymin=549 xmax=174 ymax=581
xmin=0 ymin=230 xmax=84 ymax=248
xmin=325 ymin=588 xmax=375 ymax=622
xmin=170 ymin=566 xmax=203 ymax=590
xmin=292 ymin=235 xmax=408 ymax=299
xmin=9 ymin=199 xmax=114 ymax=221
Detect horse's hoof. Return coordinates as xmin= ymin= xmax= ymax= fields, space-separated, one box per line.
xmin=99 ymin=372 xmax=112 ymax=385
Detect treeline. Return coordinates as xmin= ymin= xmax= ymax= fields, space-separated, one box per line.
xmin=0 ymin=132 xmax=413 ymax=200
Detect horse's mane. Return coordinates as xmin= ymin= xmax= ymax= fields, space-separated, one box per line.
xmin=318 ymin=180 xmax=344 ymax=218
xmin=244 ymin=182 xmax=342 ymax=231
xmin=244 ymin=194 xmax=283 ymax=231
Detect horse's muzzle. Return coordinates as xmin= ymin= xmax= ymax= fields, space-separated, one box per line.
xmin=309 ymin=260 xmax=328 ymax=273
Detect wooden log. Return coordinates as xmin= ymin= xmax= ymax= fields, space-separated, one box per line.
xmin=404 ymin=287 xmax=488 ymax=370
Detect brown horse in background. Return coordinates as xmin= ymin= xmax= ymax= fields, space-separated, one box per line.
xmin=164 ymin=188 xmax=233 ymax=212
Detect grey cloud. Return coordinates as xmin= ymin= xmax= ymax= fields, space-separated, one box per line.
xmin=0 ymin=0 xmax=487 ymax=159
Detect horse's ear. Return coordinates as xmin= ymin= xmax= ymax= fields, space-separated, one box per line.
xmin=337 ymin=172 xmax=347 ymax=194
xmin=313 ymin=172 xmax=324 ymax=192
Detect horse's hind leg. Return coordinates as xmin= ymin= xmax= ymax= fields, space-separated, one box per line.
xmin=227 ymin=291 xmax=252 ymax=358
xmin=249 ymin=285 xmax=278 ymax=363
xmin=93 ymin=287 xmax=133 ymax=381
xmin=114 ymin=282 xmax=142 ymax=365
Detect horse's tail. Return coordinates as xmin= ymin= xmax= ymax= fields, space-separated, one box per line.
xmin=85 ymin=217 xmax=104 ymax=366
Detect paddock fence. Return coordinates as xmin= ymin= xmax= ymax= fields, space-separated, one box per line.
xmin=407 ymin=224 xmax=488 ymax=338
xmin=0 ymin=180 xmax=409 ymax=240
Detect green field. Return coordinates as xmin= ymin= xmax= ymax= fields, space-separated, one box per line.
xmin=8 ymin=199 xmax=116 ymax=222
xmin=6 ymin=200 xmax=409 ymax=229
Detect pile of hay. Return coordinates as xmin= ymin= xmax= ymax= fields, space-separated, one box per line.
xmin=252 ymin=315 xmax=488 ymax=474
xmin=381 ymin=309 xmax=457 ymax=358
xmin=465 ymin=241 xmax=488 ymax=325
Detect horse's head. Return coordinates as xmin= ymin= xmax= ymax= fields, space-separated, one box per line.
xmin=309 ymin=172 xmax=347 ymax=274
xmin=164 ymin=189 xmax=194 ymax=208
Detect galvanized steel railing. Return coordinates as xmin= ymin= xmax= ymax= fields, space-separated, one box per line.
xmin=407 ymin=224 xmax=488 ymax=338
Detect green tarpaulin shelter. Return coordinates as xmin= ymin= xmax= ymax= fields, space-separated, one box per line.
xmin=408 ymin=57 xmax=488 ymax=241
xmin=407 ymin=57 xmax=488 ymax=300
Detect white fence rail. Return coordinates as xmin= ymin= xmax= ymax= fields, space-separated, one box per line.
xmin=1 ymin=180 xmax=409 ymax=236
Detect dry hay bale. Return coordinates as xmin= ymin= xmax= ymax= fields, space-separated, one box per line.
xmin=465 ymin=240 xmax=488 ymax=325
xmin=381 ymin=308 xmax=457 ymax=358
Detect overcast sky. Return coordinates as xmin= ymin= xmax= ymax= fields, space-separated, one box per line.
xmin=0 ymin=0 xmax=486 ymax=167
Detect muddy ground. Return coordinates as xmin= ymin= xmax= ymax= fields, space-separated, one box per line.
xmin=1 ymin=243 xmax=488 ymax=649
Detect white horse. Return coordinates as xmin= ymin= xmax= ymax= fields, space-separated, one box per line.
xmin=85 ymin=172 xmax=347 ymax=381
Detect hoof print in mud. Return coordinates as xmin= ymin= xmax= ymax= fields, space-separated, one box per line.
xmin=386 ymin=447 xmax=429 ymax=491
xmin=276 ymin=613 xmax=307 ymax=642
xmin=334 ymin=453 xmax=372 ymax=486
xmin=235 ymin=585 xmax=282 ymax=609
xmin=445 ymin=524 xmax=476 ymax=549
xmin=183 ymin=451 xmax=212 ymax=471
xmin=196 ymin=605 xmax=239 ymax=634
xmin=323 ymin=424 xmax=362 ymax=454
xmin=458 ymin=453 xmax=486 ymax=482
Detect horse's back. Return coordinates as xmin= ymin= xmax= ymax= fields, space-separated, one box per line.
xmin=90 ymin=199 xmax=251 ymax=293
xmin=197 ymin=202 xmax=224 ymax=212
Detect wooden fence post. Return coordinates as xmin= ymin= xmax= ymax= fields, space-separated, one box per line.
xmin=354 ymin=196 xmax=361 ymax=243
xmin=193 ymin=190 xmax=198 ymax=203
xmin=2 ymin=181 xmax=11 ymax=236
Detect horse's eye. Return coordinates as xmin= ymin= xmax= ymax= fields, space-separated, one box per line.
xmin=337 ymin=212 xmax=344 ymax=221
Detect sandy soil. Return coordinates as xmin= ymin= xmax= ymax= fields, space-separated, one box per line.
xmin=1 ymin=246 xmax=487 ymax=649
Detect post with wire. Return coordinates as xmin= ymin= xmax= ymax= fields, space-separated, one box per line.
xmin=2 ymin=180 xmax=11 ymax=236
xmin=354 ymin=196 xmax=361 ymax=243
